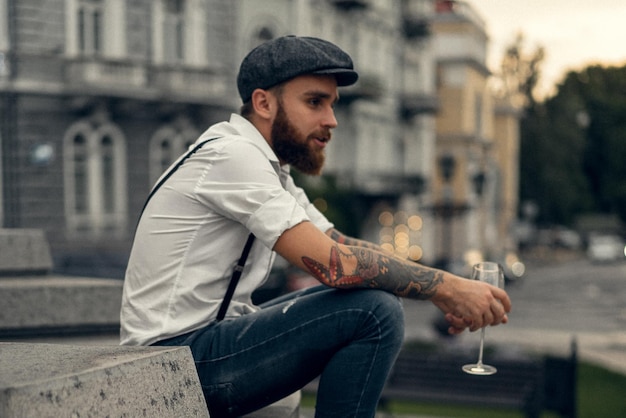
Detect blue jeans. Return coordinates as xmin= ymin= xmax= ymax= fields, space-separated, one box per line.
xmin=154 ymin=285 xmax=404 ymax=417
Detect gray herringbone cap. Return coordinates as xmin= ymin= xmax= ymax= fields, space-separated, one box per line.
xmin=237 ymin=35 xmax=359 ymax=103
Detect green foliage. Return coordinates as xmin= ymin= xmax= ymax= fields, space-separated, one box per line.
xmin=520 ymin=64 xmax=626 ymax=225
xmin=291 ymin=171 xmax=366 ymax=237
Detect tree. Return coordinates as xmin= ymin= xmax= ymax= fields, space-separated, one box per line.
xmin=497 ymin=32 xmax=545 ymax=108
xmin=519 ymin=62 xmax=626 ymax=226
xmin=575 ymin=65 xmax=626 ymax=223
xmin=498 ymin=33 xmax=579 ymax=225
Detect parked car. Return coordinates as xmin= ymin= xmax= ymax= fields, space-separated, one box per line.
xmin=587 ymin=234 xmax=626 ymax=263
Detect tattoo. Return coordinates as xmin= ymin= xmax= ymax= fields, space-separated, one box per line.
xmin=303 ymin=245 xmax=364 ymax=287
xmin=302 ymin=244 xmax=442 ymax=300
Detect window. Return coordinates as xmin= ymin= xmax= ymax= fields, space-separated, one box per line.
xmin=163 ymin=0 xmax=185 ymax=63
xmin=77 ymin=0 xmax=104 ymax=55
xmin=72 ymin=133 xmax=89 ymax=214
xmin=245 ymin=26 xmax=276 ymax=58
xmin=64 ymin=120 xmax=127 ymax=237
xmin=474 ymin=93 xmax=483 ymax=137
xmin=0 ymin=129 xmax=4 ymax=226
xmin=66 ymin=0 xmax=125 ymax=58
xmin=152 ymin=0 xmax=208 ymax=66
xmin=0 ymin=0 xmax=8 ymax=47
xmin=149 ymin=125 xmax=198 ymax=186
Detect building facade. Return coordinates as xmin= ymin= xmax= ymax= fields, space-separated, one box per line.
xmin=0 ymin=0 xmax=520 ymax=276
xmin=430 ymin=0 xmax=522 ymax=267
xmin=0 ymin=0 xmax=239 ymax=274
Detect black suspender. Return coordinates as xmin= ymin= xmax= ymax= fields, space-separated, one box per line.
xmin=138 ymin=137 xmax=256 ymax=322
xmin=141 ymin=137 xmax=218 ymax=215
xmin=215 ymin=232 xmax=256 ymax=321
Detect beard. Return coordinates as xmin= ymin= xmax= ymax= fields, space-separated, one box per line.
xmin=271 ymin=103 xmax=327 ymax=175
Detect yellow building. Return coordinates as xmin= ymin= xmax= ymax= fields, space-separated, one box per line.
xmin=430 ymin=0 xmax=522 ymax=268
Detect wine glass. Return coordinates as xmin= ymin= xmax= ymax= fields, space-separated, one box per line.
xmin=462 ymin=261 xmax=504 ymax=376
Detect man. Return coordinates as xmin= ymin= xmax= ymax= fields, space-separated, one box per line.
xmin=121 ymin=36 xmax=511 ymax=417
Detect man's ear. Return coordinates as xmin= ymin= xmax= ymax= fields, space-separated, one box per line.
xmin=251 ymin=89 xmax=275 ymax=121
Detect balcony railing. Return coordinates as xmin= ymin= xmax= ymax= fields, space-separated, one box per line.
xmin=66 ymin=58 xmax=148 ymax=89
xmin=152 ymin=66 xmax=229 ymax=100
xmin=339 ymin=73 xmax=383 ymax=104
xmin=351 ymin=173 xmax=427 ymax=197
xmin=400 ymin=93 xmax=439 ymax=119
xmin=63 ymin=58 xmax=233 ymax=105
xmin=329 ymin=0 xmax=370 ymax=12
xmin=403 ymin=17 xmax=430 ymax=39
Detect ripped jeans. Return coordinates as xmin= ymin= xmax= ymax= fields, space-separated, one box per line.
xmin=154 ymin=285 xmax=405 ymax=418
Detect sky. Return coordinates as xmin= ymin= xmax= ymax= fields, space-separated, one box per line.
xmin=464 ymin=0 xmax=626 ymax=98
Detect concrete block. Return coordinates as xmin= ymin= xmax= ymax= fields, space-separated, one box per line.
xmin=0 ymin=229 xmax=52 ymax=275
xmin=0 ymin=342 xmax=209 ymax=417
xmin=0 ymin=276 xmax=122 ymax=334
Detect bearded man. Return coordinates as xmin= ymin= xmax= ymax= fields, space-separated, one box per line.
xmin=121 ymin=35 xmax=511 ymax=418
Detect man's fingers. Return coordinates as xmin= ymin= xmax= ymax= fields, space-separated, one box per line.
xmin=490 ymin=299 xmax=506 ymax=325
xmin=494 ymin=287 xmax=512 ymax=312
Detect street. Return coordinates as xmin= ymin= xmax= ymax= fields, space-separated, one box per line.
xmin=496 ymin=256 xmax=626 ymax=333
xmin=402 ymin=255 xmax=626 ymax=374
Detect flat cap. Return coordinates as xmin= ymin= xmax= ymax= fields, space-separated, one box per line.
xmin=237 ymin=35 xmax=359 ymax=103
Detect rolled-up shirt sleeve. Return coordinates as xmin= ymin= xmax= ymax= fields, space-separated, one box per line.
xmin=191 ymin=136 xmax=312 ymax=249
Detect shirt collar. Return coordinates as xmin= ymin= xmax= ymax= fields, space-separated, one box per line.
xmin=228 ymin=114 xmax=292 ymax=182
xmin=229 ymin=114 xmax=278 ymax=164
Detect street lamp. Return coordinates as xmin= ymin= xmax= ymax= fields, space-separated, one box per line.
xmin=438 ymin=154 xmax=456 ymax=183
xmin=472 ymin=172 xmax=486 ymax=198
xmin=436 ymin=155 xmax=456 ymax=270
xmin=433 ymin=155 xmax=486 ymax=270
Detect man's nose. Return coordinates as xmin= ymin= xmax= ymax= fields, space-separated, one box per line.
xmin=323 ymin=107 xmax=338 ymax=129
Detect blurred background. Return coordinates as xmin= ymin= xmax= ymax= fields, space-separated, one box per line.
xmin=0 ymin=0 xmax=624 ymax=284
xmin=2 ymin=2 xmax=626 ymax=416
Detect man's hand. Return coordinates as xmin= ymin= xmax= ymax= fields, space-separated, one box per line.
xmin=430 ymin=273 xmax=511 ymax=334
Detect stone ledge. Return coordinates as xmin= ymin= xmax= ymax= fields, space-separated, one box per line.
xmin=0 ymin=276 xmax=122 ymax=334
xmin=0 ymin=342 xmax=209 ymax=417
xmin=0 ymin=229 xmax=52 ymax=275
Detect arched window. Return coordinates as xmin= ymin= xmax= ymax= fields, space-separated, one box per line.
xmin=149 ymin=124 xmax=198 ymax=186
xmin=64 ymin=120 xmax=127 ymax=238
xmin=247 ymin=26 xmax=276 ymax=52
xmin=257 ymin=27 xmax=274 ymax=42
xmin=100 ymin=134 xmax=116 ymax=214
xmin=72 ymin=132 xmax=89 ymax=214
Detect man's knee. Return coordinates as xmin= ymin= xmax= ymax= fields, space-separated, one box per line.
xmin=365 ymin=288 xmax=403 ymax=314
xmin=357 ymin=289 xmax=405 ymax=339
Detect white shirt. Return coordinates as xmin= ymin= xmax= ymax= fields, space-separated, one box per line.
xmin=120 ymin=114 xmax=333 ymax=346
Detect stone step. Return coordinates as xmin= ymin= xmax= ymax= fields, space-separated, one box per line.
xmin=0 ymin=276 xmax=122 ymax=336
xmin=0 ymin=342 xmax=209 ymax=417
xmin=0 ymin=228 xmax=52 ymax=275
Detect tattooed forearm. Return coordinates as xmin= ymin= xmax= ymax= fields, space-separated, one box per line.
xmin=302 ymin=244 xmax=443 ymax=300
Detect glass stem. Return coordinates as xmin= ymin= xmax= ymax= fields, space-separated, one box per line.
xmin=477 ymin=327 xmax=486 ymax=366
